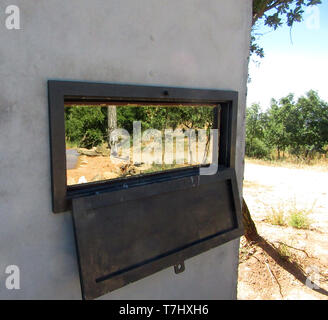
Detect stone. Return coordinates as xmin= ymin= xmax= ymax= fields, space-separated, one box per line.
xmin=103 ymin=172 xmax=119 ymax=180
xmin=77 ymin=148 xmax=99 ymax=156
xmin=78 ymin=176 xmax=87 ymax=184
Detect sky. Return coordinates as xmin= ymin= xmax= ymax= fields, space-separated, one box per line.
xmin=247 ymin=1 xmax=328 ymax=109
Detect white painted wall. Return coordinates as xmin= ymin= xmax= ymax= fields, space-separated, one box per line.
xmin=0 ymin=0 xmax=252 ymax=299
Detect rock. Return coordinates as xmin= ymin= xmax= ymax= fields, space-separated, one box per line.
xmin=96 ymin=145 xmax=111 ymax=156
xmin=77 ymin=146 xmax=111 ymax=157
xmin=77 ymin=148 xmax=99 ymax=156
xmin=78 ymin=176 xmax=88 ymax=184
xmin=103 ymin=172 xmax=119 ymax=180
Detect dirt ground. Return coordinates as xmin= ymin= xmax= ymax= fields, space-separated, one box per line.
xmin=66 ymin=141 xmax=210 ymax=185
xmin=67 ymin=153 xmax=164 ymax=185
xmin=238 ymin=159 xmax=328 ymax=300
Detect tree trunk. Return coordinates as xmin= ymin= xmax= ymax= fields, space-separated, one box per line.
xmin=108 ymin=105 xmax=117 ymax=149
xmin=242 ymin=197 xmax=260 ymax=242
xmin=202 ymin=131 xmax=211 ymax=164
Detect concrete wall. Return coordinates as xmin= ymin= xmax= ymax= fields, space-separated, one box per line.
xmin=0 ymin=0 xmax=252 ymax=299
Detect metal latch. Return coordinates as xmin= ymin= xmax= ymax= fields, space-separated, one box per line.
xmin=174 ymin=262 xmax=185 ymax=274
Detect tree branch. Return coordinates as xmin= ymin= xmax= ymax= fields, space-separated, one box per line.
xmin=253 ymin=0 xmax=292 ymax=26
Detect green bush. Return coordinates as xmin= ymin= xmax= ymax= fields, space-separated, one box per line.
xmin=81 ymin=128 xmax=104 ymax=149
xmin=288 ymin=210 xmax=311 ymax=229
xmin=65 ymin=106 xmax=107 ymax=148
xmin=277 ymin=242 xmax=292 ymax=260
xmin=65 ymin=105 xmax=215 ymax=149
xmin=246 ymin=137 xmax=271 ymax=159
xmin=246 ymin=91 xmax=328 ymax=160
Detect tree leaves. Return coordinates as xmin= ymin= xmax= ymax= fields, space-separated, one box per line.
xmin=246 ymin=90 xmax=328 ymax=158
xmin=65 ymin=105 xmax=215 ymax=149
xmin=251 ymin=0 xmax=322 ymax=58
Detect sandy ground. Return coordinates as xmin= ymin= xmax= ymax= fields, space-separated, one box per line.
xmin=238 ymin=160 xmax=328 ymax=300
xmin=66 ymin=141 xmax=212 ymax=185
xmin=66 ymin=154 xmax=158 ymax=185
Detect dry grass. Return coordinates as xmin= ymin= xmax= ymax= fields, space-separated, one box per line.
xmin=265 ymin=200 xmax=315 ymax=230
xmin=240 ymin=162 xmax=328 ymax=300
xmin=266 ymin=206 xmax=286 ymax=226
xmin=245 ymin=156 xmax=328 ymax=171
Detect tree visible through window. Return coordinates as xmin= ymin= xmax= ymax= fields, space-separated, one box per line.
xmin=64 ymin=103 xmax=218 ymax=186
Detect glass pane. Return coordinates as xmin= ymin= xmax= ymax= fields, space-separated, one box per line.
xmin=65 ymin=103 xmax=219 ymax=186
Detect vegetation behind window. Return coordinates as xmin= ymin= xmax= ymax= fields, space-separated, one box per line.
xmin=65 ymin=104 xmax=217 ymax=185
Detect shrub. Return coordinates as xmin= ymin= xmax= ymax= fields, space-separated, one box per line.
xmin=266 ymin=207 xmax=286 ymax=226
xmin=246 ymin=137 xmax=271 ymax=159
xmin=267 ymin=200 xmax=314 ymax=229
xmin=65 ymin=106 xmax=107 ymax=149
xmin=277 ymin=243 xmax=291 ymax=260
xmin=288 ymin=210 xmax=311 ymax=229
xmin=80 ymin=128 xmax=104 ymax=149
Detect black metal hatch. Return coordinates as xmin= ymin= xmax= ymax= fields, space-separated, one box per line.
xmin=48 ymin=81 xmax=243 ymax=300
xmin=72 ymin=168 xmax=242 ymax=300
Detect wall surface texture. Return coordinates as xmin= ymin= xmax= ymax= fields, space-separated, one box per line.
xmin=0 ymin=0 xmax=252 ymax=299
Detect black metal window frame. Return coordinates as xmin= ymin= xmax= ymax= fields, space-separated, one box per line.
xmin=48 ymin=80 xmax=238 ymax=213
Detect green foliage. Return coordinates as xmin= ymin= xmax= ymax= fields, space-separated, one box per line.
xmin=250 ymin=35 xmax=264 ymax=58
xmin=253 ymin=0 xmax=322 ymax=27
xmin=246 ymin=104 xmax=265 ymax=140
xmin=65 ymin=105 xmax=214 ymax=149
xmin=116 ymin=106 xmax=148 ymax=133
xmin=266 ymin=206 xmax=286 ymax=226
xmin=139 ymin=106 xmax=214 ymax=132
xmin=288 ymin=210 xmax=311 ymax=229
xmin=245 ymin=103 xmax=272 ymax=158
xmin=246 ymin=90 xmax=328 ymax=160
xmin=266 ymin=201 xmax=314 ymax=229
xmin=246 ymin=137 xmax=271 ymax=158
xmin=277 ymin=242 xmax=292 ymax=260
xmin=251 ymin=0 xmax=322 ymax=57
xmin=291 ymin=91 xmax=328 ymax=156
xmin=65 ymin=106 xmax=107 ymax=148
xmin=81 ymin=129 xmax=104 ymax=149
xmin=265 ymin=95 xmax=296 ymax=158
